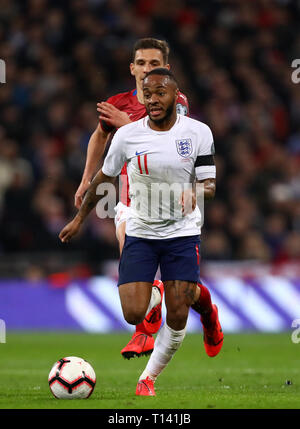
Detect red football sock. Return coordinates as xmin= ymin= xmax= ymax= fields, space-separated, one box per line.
xmin=192 ymin=283 xmax=213 ymax=323
xmin=135 ymin=322 xmax=148 ymax=335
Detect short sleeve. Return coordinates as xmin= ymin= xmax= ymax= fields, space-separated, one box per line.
xmin=194 ymin=125 xmax=216 ymax=181
xmin=102 ymin=128 xmax=126 ymax=177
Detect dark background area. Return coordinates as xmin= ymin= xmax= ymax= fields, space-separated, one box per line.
xmin=0 ymin=0 xmax=299 ymax=280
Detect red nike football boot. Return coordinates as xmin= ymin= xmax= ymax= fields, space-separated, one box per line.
xmin=121 ymin=332 xmax=154 ymax=360
xmin=201 ymin=304 xmax=224 ymax=357
xmin=136 ymin=377 xmax=156 ymax=396
xmin=121 ymin=280 xmax=164 ymax=359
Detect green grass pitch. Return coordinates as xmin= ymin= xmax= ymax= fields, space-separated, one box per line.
xmin=0 ymin=331 xmax=299 ymax=409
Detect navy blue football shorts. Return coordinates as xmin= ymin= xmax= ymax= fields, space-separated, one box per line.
xmin=118 ymin=234 xmax=201 ymax=286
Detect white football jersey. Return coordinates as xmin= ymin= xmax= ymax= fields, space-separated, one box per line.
xmin=102 ymin=114 xmax=216 ymax=239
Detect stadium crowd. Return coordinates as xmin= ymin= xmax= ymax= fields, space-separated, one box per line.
xmin=0 ymin=0 xmax=299 ymax=278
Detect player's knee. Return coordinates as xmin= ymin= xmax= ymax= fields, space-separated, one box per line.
xmin=122 ymin=308 xmax=145 ymax=326
xmin=167 ymin=307 xmax=188 ymax=331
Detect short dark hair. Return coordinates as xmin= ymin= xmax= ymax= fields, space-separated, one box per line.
xmin=143 ymin=68 xmax=178 ymax=87
xmin=133 ymin=38 xmax=170 ymax=64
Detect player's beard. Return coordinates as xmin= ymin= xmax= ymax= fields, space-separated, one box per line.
xmin=148 ymin=100 xmax=176 ymax=125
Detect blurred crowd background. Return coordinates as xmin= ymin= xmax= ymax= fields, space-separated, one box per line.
xmin=0 ymin=0 xmax=299 ymax=280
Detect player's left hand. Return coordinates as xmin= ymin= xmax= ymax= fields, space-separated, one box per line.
xmin=97 ymin=102 xmax=132 ymax=128
xmin=59 ymin=216 xmax=83 ymax=243
xmin=179 ymin=188 xmax=196 ymax=216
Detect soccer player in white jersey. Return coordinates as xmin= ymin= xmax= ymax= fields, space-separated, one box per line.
xmin=59 ymin=68 xmax=222 ymax=396
xmin=75 ymin=38 xmax=189 ymax=359
xmin=75 ymin=38 xmax=223 ymax=361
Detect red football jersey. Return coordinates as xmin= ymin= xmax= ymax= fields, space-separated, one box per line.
xmin=100 ymin=89 xmax=189 ymax=206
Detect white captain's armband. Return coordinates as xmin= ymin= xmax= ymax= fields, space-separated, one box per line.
xmin=195 ymin=154 xmax=216 ymax=180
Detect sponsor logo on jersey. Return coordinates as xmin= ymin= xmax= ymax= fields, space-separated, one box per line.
xmin=135 ymin=150 xmax=148 ymax=156
xmin=176 ymin=139 xmax=193 ymax=158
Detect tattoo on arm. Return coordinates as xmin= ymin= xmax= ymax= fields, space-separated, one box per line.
xmin=78 ymin=182 xmax=99 ymax=220
xmin=197 ymin=178 xmax=216 ymax=200
xmin=78 ymin=170 xmax=115 ymax=221
xmin=204 ymin=178 xmax=216 ymax=197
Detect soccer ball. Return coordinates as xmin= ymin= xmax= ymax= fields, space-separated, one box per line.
xmin=48 ymin=356 xmax=96 ymax=399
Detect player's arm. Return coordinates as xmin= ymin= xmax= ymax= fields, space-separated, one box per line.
xmin=61 ymin=128 xmax=126 ymax=242
xmin=61 ymin=170 xmax=116 ymax=243
xmin=192 ymin=153 xmax=216 ymax=211
xmin=198 ymin=177 xmax=216 ymax=200
xmin=180 ymin=178 xmax=216 ymax=215
xmin=195 ymin=123 xmax=216 ymax=199
xmin=75 ymin=123 xmax=110 ymax=209
xmin=181 ymin=125 xmax=216 ymax=214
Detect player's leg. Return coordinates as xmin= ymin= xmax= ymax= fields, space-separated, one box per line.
xmin=136 ymin=280 xmax=196 ymax=396
xmin=117 ymin=233 xmax=163 ymax=358
xmin=120 ymin=278 xmax=164 ymax=359
xmin=118 ymin=281 xmax=153 ymax=326
xmin=115 ymin=202 xmax=164 ymax=359
xmin=118 ymin=281 xmax=156 ymax=360
xmin=136 ymin=235 xmax=200 ymax=396
xmin=177 ymin=231 xmax=222 ymax=356
xmin=191 ymin=281 xmax=223 ymax=357
xmin=115 ymin=212 xmax=126 ymax=255
xmin=189 ymin=242 xmax=214 ymax=323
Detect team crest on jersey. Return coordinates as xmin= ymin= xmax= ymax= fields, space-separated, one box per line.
xmin=176 ymin=139 xmax=193 ymax=158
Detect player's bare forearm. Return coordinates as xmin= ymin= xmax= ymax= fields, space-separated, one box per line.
xmin=61 ymin=170 xmax=115 ymax=242
xmin=82 ymin=124 xmax=110 ymax=183
xmin=180 ymin=178 xmax=216 ymax=215
xmin=196 ymin=178 xmax=216 ymax=201
xmin=78 ymin=170 xmax=116 ymax=222
xmin=202 ymin=178 xmax=216 ymax=200
xmin=75 ymin=124 xmax=110 ymax=209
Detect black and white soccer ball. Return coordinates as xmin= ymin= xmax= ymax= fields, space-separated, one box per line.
xmin=48 ymin=356 xmax=96 ymax=399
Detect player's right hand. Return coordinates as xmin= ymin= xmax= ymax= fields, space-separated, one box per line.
xmin=59 ymin=216 xmax=83 ymax=243
xmin=74 ymin=181 xmax=90 ymax=209
xmin=97 ymin=102 xmax=132 ymax=128
xmin=179 ymin=188 xmax=196 ymax=216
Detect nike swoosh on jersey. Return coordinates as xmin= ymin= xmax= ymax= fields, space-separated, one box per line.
xmin=135 ymin=150 xmax=148 ymax=156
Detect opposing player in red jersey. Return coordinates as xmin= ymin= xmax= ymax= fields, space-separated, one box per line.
xmin=74 ymin=38 xmax=223 ymax=360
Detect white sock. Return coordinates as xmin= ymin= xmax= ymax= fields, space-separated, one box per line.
xmin=139 ymin=322 xmax=186 ymax=381
xmin=145 ymin=285 xmax=161 ymax=315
